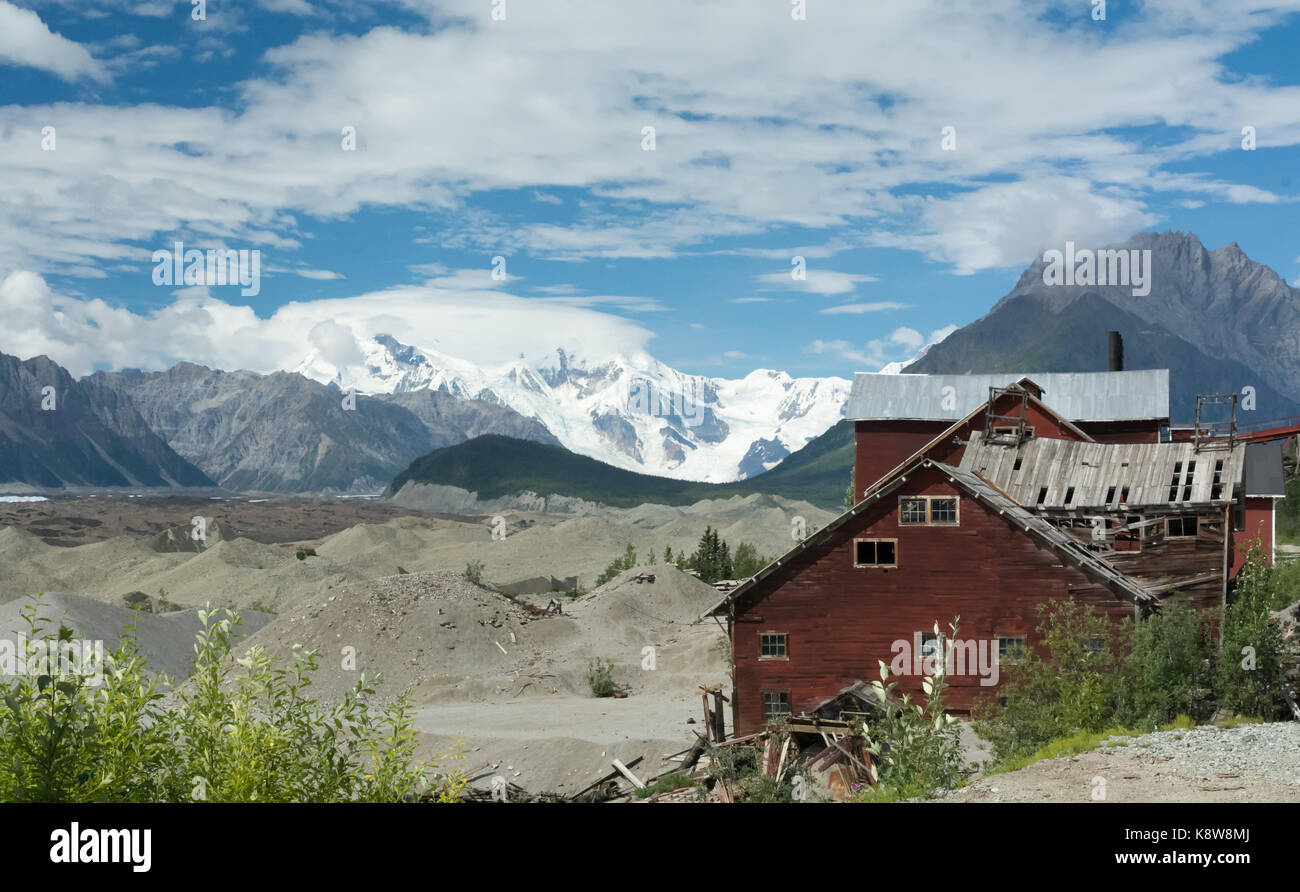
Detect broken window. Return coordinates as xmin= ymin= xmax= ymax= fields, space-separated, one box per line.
xmin=1037 ymin=487 xmax=1048 ymax=505
xmin=899 ymin=496 xmax=959 ymax=525
xmin=899 ymin=498 xmax=928 ymax=525
xmin=854 ymin=538 xmax=897 ymax=568
xmin=1166 ymin=515 xmax=1198 ymax=538
xmin=762 ymin=691 xmax=790 ymax=722
xmin=918 ymin=632 xmax=940 ymax=660
xmin=1233 ymin=502 xmax=1245 ymax=532
xmin=1064 ymin=486 xmax=1076 ymax=505
xmin=759 ymin=632 xmax=788 ymax=660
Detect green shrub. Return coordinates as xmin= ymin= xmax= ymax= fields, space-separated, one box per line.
xmin=0 ymin=597 xmax=466 ymax=802
xmin=586 ymin=657 xmax=616 ymax=698
xmin=295 ymin=548 xmax=317 ymax=560
xmin=973 ymin=600 xmax=1125 ymax=763
xmin=463 ymin=560 xmax=485 ymax=585
xmin=857 ymin=619 xmax=965 ymax=799
xmin=1215 ymin=542 xmax=1289 ymax=718
xmin=1115 ymin=599 xmax=1216 ymax=726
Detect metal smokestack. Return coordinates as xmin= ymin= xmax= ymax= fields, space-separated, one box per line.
xmin=1108 ymin=331 xmax=1123 ymax=372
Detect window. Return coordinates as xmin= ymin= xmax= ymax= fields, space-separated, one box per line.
xmin=759 ymin=632 xmax=788 ymax=660
xmin=1115 ymin=515 xmax=1143 ymax=552
xmin=898 ymin=496 xmax=959 ymax=526
xmin=762 ymin=691 xmax=790 ymax=722
xmin=1037 ymin=487 xmax=1048 ymax=505
xmin=854 ymin=538 xmax=897 ymax=568
xmin=997 ymin=635 xmax=1027 ymax=664
xmin=900 ymin=498 xmax=928 ymax=525
xmin=1064 ymin=486 xmax=1075 ymax=505
xmin=930 ymin=498 xmax=958 ymax=524
xmin=1166 ymin=515 xmax=1198 ymax=538
xmin=918 ymin=632 xmax=940 ymax=660
xmin=1233 ymin=503 xmax=1245 ymax=532
xmin=1012 ymin=457 xmax=1023 ymax=472
xmin=1083 ymin=637 xmax=1106 ymax=657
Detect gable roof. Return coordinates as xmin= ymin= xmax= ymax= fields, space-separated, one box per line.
xmin=958 ymin=431 xmax=1246 ymax=509
xmin=702 ymin=457 xmax=1158 ymax=619
xmin=847 ymin=370 xmax=1170 ymax=423
xmin=857 ymin=380 xmax=1094 ymax=496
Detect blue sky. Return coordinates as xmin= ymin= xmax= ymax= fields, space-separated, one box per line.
xmin=2 ymin=0 xmax=1300 ymax=381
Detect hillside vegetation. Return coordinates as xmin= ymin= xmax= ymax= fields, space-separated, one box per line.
xmin=386 ymin=420 xmax=854 ymax=511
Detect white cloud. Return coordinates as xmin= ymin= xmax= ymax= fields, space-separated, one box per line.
xmin=757 ymin=270 xmax=879 ymax=296
xmin=3 ymin=0 xmax=1300 ymax=280
xmin=805 ymin=324 xmax=957 ymax=371
xmin=293 ymin=268 xmax=346 ymax=281
xmin=819 ymin=302 xmax=910 ymax=315
xmin=0 ymin=270 xmax=659 ymax=378
xmin=0 ymin=1 xmax=108 ymax=82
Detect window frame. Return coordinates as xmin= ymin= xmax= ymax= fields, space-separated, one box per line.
xmin=758 ymin=631 xmax=789 ymax=661
xmin=1165 ymin=514 xmax=1199 ymax=539
xmin=853 ymin=537 xmax=898 ymax=568
xmin=762 ymin=690 xmax=791 ymax=723
xmin=995 ymin=634 xmax=1028 ymax=665
xmin=897 ymin=495 xmax=961 ymax=527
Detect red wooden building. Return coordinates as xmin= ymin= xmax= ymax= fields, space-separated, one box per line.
xmin=706 ymin=367 xmax=1287 ymax=736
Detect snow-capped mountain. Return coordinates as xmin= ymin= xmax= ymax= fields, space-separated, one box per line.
xmin=295 ymin=335 xmax=850 ymax=483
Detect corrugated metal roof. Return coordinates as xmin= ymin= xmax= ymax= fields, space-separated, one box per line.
xmin=846 ymin=370 xmax=1170 ymax=422
xmin=1244 ymin=442 xmax=1287 ymax=497
xmin=958 ymin=431 xmax=1244 ymax=509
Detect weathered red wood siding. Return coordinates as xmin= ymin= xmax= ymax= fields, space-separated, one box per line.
xmin=1231 ymin=497 xmax=1276 ymax=576
xmin=1076 ymin=420 xmax=1164 ymax=443
xmin=730 ymin=465 xmax=1138 ymax=735
xmin=853 ymin=420 xmax=947 ymax=492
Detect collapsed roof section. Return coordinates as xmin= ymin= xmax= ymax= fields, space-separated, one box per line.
xmin=957 ymin=431 xmax=1247 ymax=510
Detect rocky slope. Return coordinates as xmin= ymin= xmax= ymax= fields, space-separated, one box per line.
xmin=911 ymin=232 xmax=1300 ymax=421
xmin=0 ymin=353 xmax=213 ymax=489
xmin=89 ymin=363 xmax=559 ymax=493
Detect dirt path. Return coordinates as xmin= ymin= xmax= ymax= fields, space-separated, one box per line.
xmin=942 ymin=724 xmax=1300 ymax=802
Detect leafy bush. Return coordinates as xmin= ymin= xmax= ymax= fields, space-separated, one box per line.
xmin=858 ymin=619 xmax=965 ymax=799
xmin=703 ymin=740 xmax=802 ymax=802
xmin=585 ymin=657 xmax=615 ymax=698
xmin=1115 ymin=600 xmax=1216 ymax=726
xmin=1215 ymin=541 xmax=1289 ymax=718
xmin=463 ymin=560 xmax=485 ymax=585
xmin=0 ymin=598 xmax=466 ymax=802
xmin=295 ymin=548 xmax=317 ymax=560
xmin=973 ymin=601 xmax=1126 ymax=763
xmin=594 ymin=544 xmax=637 ymax=587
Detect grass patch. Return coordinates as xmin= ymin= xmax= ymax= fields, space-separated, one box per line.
xmin=634 ymin=775 xmax=695 ymax=799
xmin=1214 ymin=715 xmax=1269 ymax=729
